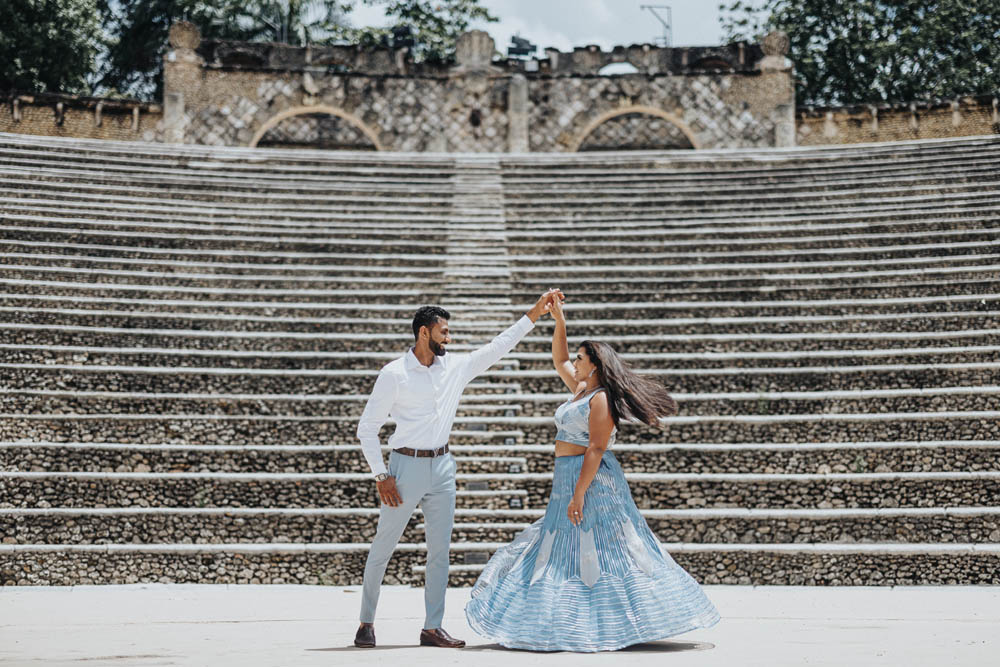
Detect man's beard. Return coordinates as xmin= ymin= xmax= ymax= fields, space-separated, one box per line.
xmin=430 ymin=340 xmax=447 ymax=356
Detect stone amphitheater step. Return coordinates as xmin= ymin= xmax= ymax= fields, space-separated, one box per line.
xmin=4 ymin=506 xmax=998 ymax=547
xmin=5 ymin=540 xmax=997 ymax=586
xmin=1 ymin=408 xmax=997 ymax=443
xmin=2 ymin=470 xmax=998 ymax=511
xmin=4 ymin=217 xmax=997 ymax=254
xmin=5 ymin=440 xmax=998 ymax=476
xmin=4 ymin=133 xmax=998 ymax=188
xmin=3 ymin=236 xmax=994 ymax=268
xmin=0 ymin=131 xmax=991 ymax=160
xmin=432 ymin=507 xmax=1000 ymax=546
xmin=1 ymin=364 xmax=995 ymax=405
xmin=411 ymin=542 xmax=1000 ymax=586
xmin=4 ymin=312 xmax=999 ymax=348
xmin=0 ymin=279 xmax=996 ymax=309
xmin=0 ymin=384 xmax=1000 ymax=420
xmin=1 ymin=289 xmax=997 ymax=321
xmin=0 ymin=442 xmax=527 ymax=474
xmin=5 ymin=182 xmax=1000 ymax=223
xmin=4 ymin=341 xmax=1000 ymax=370
xmin=10 ymin=137 xmax=997 ymax=178
xmin=3 ymin=256 xmax=999 ymax=293
xmin=2 ymin=248 xmax=999 ymax=281
xmin=2 ymin=131 xmax=999 ymax=586
xmin=0 ymin=472 xmax=530 ymax=510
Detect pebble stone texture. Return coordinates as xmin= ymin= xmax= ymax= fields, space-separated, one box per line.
xmin=1 ymin=127 xmax=999 ymax=587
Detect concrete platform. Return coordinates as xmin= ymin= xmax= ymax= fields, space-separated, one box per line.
xmin=0 ymin=584 xmax=996 ymax=666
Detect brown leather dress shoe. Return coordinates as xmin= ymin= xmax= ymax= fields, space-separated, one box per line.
xmin=354 ymin=623 xmax=376 ymax=648
xmin=419 ymin=627 xmax=466 ymax=648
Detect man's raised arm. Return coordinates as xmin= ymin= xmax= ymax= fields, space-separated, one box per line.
xmin=462 ymin=289 xmax=562 ymax=382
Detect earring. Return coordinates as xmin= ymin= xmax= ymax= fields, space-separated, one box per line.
xmin=587 ymin=369 xmax=595 ymax=378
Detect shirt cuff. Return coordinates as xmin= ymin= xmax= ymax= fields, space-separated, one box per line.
xmin=517 ymin=313 xmax=535 ymax=333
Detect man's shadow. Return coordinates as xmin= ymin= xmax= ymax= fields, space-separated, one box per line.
xmin=313 ymin=640 xmax=714 ymax=653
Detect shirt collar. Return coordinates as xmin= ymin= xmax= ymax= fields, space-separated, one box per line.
xmin=405 ymin=347 xmax=443 ymax=370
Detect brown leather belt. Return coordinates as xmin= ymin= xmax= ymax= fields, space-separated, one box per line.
xmin=393 ymin=445 xmax=449 ymax=458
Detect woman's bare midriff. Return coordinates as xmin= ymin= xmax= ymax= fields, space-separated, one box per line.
xmin=554 ymin=440 xmax=588 ymax=457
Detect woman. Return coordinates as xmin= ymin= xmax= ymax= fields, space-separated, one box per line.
xmin=464 ymin=295 xmax=721 ymax=652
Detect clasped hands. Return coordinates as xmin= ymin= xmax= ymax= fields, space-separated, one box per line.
xmin=528 ymin=288 xmax=566 ymax=322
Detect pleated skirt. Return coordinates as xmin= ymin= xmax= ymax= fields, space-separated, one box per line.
xmin=464 ymin=450 xmax=721 ymax=652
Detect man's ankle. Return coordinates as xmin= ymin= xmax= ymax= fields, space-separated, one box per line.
xmin=359 ymin=622 xmax=373 ymax=627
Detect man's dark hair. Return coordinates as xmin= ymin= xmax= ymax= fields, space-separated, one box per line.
xmin=412 ymin=306 xmax=451 ymax=340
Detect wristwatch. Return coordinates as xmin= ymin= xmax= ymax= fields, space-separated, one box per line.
xmin=374 ymin=473 xmax=390 ymax=483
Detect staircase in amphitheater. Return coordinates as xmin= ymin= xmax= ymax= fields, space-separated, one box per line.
xmin=1 ymin=131 xmax=998 ymax=587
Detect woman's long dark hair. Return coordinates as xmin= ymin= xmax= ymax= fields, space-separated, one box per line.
xmin=581 ymin=340 xmax=678 ymax=429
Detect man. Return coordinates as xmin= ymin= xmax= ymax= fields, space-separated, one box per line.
xmin=354 ymin=289 xmax=561 ymax=649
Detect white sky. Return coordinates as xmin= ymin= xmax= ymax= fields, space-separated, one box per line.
xmin=348 ymin=1 xmax=726 ymax=54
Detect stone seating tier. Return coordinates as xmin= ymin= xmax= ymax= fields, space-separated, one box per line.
xmin=3 ymin=506 xmax=997 ymax=546
xmin=2 ymin=314 xmax=997 ymax=348
xmin=1 ymin=131 xmax=998 ymax=585
xmin=2 ymin=344 xmax=998 ymax=372
xmin=0 ymin=414 xmax=996 ymax=448
xmin=3 ymin=441 xmax=998 ymax=475
xmin=5 ymin=543 xmax=997 ymax=586
xmin=3 ymin=471 xmax=999 ymax=510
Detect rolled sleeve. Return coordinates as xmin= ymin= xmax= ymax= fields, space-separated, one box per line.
xmin=462 ymin=314 xmax=535 ymax=383
xmin=356 ymin=368 xmax=398 ymax=476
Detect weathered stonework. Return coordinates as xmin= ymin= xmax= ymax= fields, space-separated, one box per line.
xmin=156 ymin=21 xmax=793 ymax=152
xmin=2 ymin=23 xmax=997 ymax=150
xmin=797 ymin=96 xmax=1000 ymax=146
xmin=0 ymin=92 xmax=162 ymax=142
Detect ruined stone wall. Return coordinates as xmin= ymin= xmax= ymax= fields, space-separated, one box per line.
xmin=0 ymin=92 xmax=162 ymax=143
xmin=158 ymin=22 xmax=795 ymax=152
xmin=797 ymin=96 xmax=1000 ymax=146
xmin=5 ymin=23 xmax=996 ymax=152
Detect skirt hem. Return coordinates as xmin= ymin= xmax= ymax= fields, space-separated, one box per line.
xmin=482 ymin=611 xmax=722 ymax=653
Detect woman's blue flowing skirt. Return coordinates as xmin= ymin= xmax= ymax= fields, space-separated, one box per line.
xmin=464 ymin=450 xmax=721 ymax=652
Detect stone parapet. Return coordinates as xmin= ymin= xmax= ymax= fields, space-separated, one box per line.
xmin=0 ymin=91 xmax=162 ymax=142
xmin=798 ymin=95 xmax=1000 ymax=146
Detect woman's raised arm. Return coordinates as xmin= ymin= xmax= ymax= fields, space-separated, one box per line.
xmin=550 ymin=296 xmax=579 ymax=392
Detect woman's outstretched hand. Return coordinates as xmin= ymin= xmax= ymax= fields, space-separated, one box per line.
xmin=548 ymin=291 xmax=566 ymax=321
xmin=528 ymin=288 xmax=564 ymax=322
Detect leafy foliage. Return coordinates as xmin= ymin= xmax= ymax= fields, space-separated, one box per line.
xmin=99 ymin=0 xmax=351 ymax=99
xmin=98 ymin=0 xmax=497 ymax=100
xmin=0 ymin=0 xmax=103 ymax=94
xmin=335 ymin=0 xmax=498 ymax=63
xmin=720 ymin=0 xmax=1000 ymax=106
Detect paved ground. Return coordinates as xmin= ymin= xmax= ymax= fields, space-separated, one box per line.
xmin=1 ymin=583 xmax=997 ymax=666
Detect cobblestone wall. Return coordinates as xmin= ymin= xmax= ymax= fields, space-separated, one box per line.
xmin=797 ymin=97 xmax=1000 ymax=145
xmin=4 ymin=23 xmax=997 ymax=151
xmin=159 ymin=22 xmax=795 ymax=152
xmin=0 ymin=92 xmax=162 ymax=143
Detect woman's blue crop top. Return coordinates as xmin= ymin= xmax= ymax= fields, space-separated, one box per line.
xmin=554 ymin=387 xmax=617 ymax=447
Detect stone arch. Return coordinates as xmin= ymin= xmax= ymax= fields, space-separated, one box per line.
xmin=249 ymin=105 xmax=383 ymax=150
xmin=570 ymin=105 xmax=700 ymax=151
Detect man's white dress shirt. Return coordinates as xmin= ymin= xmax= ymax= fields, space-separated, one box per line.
xmin=357 ymin=315 xmax=535 ymax=476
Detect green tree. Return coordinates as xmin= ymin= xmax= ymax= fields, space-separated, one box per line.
xmin=99 ymin=0 xmax=497 ymax=100
xmin=337 ymin=0 xmax=498 ymax=63
xmin=0 ymin=0 xmax=103 ymax=94
xmin=99 ymin=1 xmax=351 ymax=100
xmin=720 ymin=0 xmax=1000 ymax=106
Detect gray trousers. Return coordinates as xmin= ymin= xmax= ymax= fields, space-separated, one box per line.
xmin=360 ymin=449 xmax=457 ymax=628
